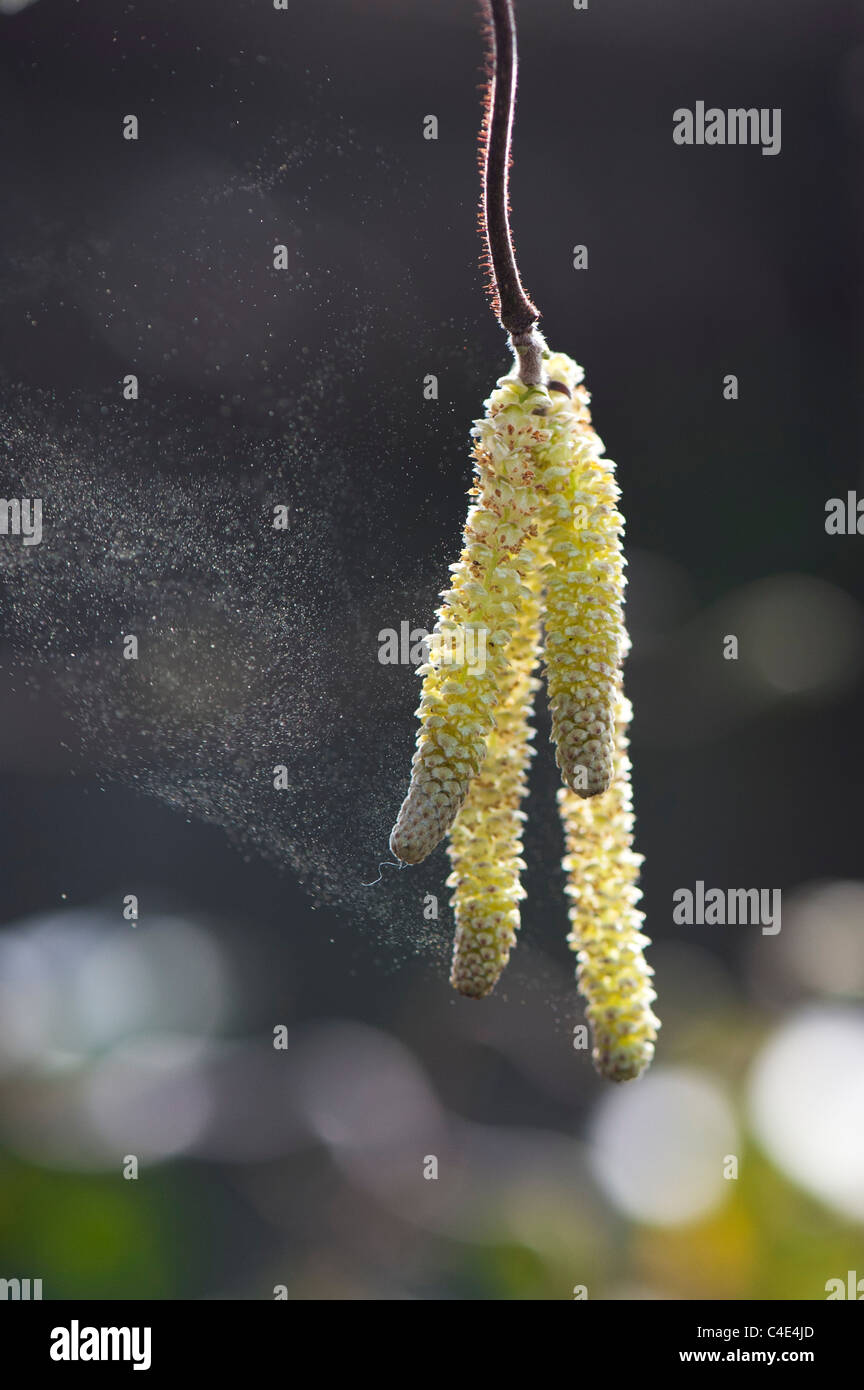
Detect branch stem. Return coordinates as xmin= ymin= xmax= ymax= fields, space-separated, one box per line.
xmin=481 ymin=0 xmax=545 ymax=384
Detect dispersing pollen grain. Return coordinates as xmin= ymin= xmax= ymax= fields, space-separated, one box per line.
xmin=558 ymin=695 xmax=659 ymax=1082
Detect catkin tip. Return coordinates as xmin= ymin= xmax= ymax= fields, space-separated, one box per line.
xmin=388 ymin=799 xmax=446 ymax=865
xmin=450 ymin=956 xmax=499 ymax=999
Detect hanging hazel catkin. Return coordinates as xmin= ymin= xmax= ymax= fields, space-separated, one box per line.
xmin=389 ymin=376 xmax=550 ymax=865
xmin=445 ymin=533 xmax=544 ymax=998
xmin=540 ymin=351 xmax=629 ymax=798
xmin=558 ymin=695 xmax=659 ymax=1082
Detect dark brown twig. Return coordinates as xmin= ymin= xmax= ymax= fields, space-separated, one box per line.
xmin=479 ymin=0 xmax=545 ymax=384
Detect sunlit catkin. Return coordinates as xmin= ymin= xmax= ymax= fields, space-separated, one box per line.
xmin=445 ymin=564 xmax=543 ymax=997
xmin=386 ymin=0 xmax=660 ymax=1077
xmin=540 ymin=351 xmax=628 ymax=798
xmin=559 ymin=696 xmax=659 ymax=1082
xmin=389 ymin=375 xmax=550 ymax=865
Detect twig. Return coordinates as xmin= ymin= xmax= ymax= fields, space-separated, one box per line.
xmin=480 ymin=0 xmax=545 ymax=384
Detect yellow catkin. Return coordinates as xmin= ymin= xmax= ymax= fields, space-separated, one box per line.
xmin=559 ymin=695 xmax=659 ymax=1082
xmin=540 ymin=351 xmax=629 ymax=798
xmin=387 ymin=345 xmax=659 ymax=1080
xmin=445 ymin=563 xmax=543 ymax=997
xmin=389 ymin=375 xmax=551 ymax=864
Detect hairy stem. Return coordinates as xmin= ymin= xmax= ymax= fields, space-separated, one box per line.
xmin=481 ymin=0 xmax=545 ymax=384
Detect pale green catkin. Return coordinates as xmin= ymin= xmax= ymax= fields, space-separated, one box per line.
xmin=558 ymin=695 xmax=659 ymax=1082
xmin=445 ymin=561 xmax=543 ymax=997
xmin=390 ymin=375 xmax=550 ymax=864
xmin=539 ymin=352 xmax=629 ymax=798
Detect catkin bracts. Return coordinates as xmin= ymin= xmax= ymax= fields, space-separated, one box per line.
xmin=559 ymin=696 xmax=659 ymax=1082
xmin=389 ymin=376 xmax=550 ymax=864
xmin=540 ymin=352 xmax=629 ymax=798
xmin=445 ymin=563 xmax=543 ymax=997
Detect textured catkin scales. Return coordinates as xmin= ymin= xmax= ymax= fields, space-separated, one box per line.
xmin=389 ymin=376 xmax=551 ymax=865
xmin=540 ymin=352 xmax=628 ymax=798
xmin=445 ymin=564 xmax=543 ymax=997
xmin=559 ymin=696 xmax=659 ymax=1082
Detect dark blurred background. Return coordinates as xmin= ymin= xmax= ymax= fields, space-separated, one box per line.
xmin=0 ymin=0 xmax=862 ymax=1300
